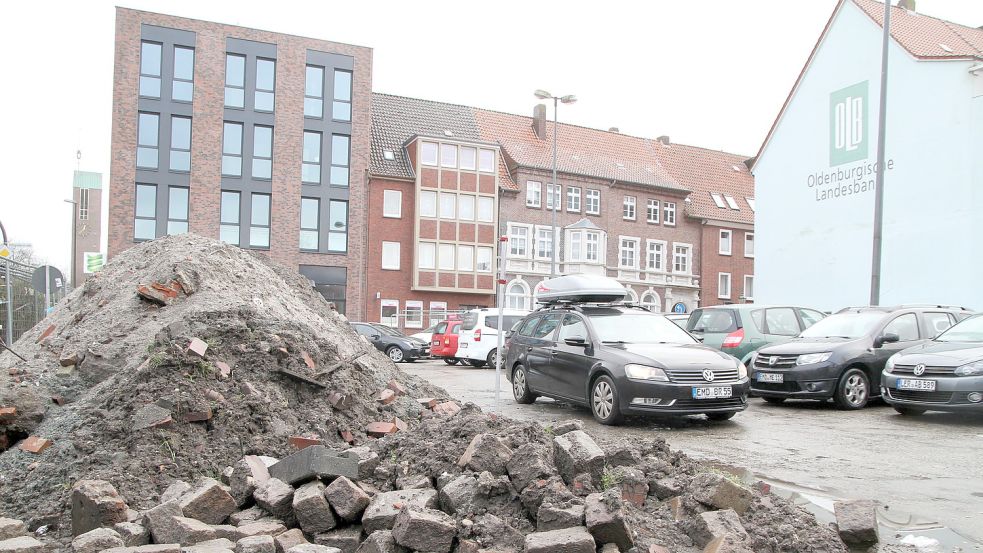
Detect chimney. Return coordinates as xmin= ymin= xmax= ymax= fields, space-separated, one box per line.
xmin=897 ymin=0 xmax=915 ymax=11
xmin=656 ymin=135 xmax=670 ymax=145
xmin=608 ymin=127 xmax=620 ymax=133
xmin=532 ymin=104 xmax=547 ymax=140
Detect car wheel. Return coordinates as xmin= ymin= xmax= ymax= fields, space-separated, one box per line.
xmin=486 ymin=349 xmax=499 ymax=368
xmin=893 ymin=405 xmax=926 ymax=416
xmin=706 ymin=411 xmax=737 ymax=421
xmin=512 ymin=365 xmax=536 ymax=404
xmin=386 ymin=346 xmax=405 ymax=363
xmin=590 ymin=375 xmax=624 ymax=425
xmin=834 ymin=368 xmax=870 ymax=409
xmin=443 ymin=358 xmax=459 ymax=365
xmin=762 ymin=397 xmax=786 ymax=405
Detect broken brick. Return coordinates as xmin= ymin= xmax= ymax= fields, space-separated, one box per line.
xmin=36 ymin=324 xmax=56 ymax=343
xmin=327 ymin=392 xmax=352 ymax=410
xmin=150 ymin=282 xmax=179 ymax=299
xmin=377 ymin=389 xmax=396 ymax=405
xmin=338 ymin=430 xmax=355 ymax=445
xmin=417 ymin=398 xmax=438 ymax=409
xmin=0 ymin=407 xmax=16 ymax=422
xmin=136 ymin=285 xmax=171 ymax=306
xmin=188 ymin=338 xmax=208 ymax=358
xmin=386 ymin=380 xmax=407 ymax=396
xmin=301 ymin=351 xmax=316 ymax=370
xmin=392 ymin=417 xmax=408 ymax=433
xmin=183 ymin=409 xmax=213 ymax=423
xmin=366 ymin=422 xmax=398 ymax=438
xmin=289 ymin=436 xmax=322 ymax=450
xmin=19 ymin=436 xmax=53 ymax=454
xmin=60 ymin=351 xmax=79 ymax=366
xmin=51 ymin=396 xmax=66 ymax=406
xmin=433 ymin=401 xmax=461 ymax=416
xmin=215 ymin=361 xmax=232 ymax=379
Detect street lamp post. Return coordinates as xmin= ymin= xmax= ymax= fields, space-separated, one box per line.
xmin=64 ymin=199 xmax=78 ymax=292
xmin=534 ymin=90 xmax=576 ymax=278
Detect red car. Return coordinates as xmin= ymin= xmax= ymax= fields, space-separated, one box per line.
xmin=431 ymin=320 xmax=463 ymax=365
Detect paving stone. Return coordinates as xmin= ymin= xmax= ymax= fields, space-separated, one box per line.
xmin=229 ymin=507 xmax=266 ymax=526
xmin=181 ymin=479 xmax=238 ymax=525
xmin=438 ymin=474 xmax=479 ymax=515
xmin=268 ymin=446 xmax=358 ymax=485
xmin=182 ymin=538 xmax=236 ymax=553
xmin=651 ymin=477 xmax=683 ymax=500
xmin=71 ymin=527 xmax=124 ymax=553
xmin=505 ymin=443 xmax=554 ymax=492
xmin=536 ymin=502 xmax=585 ymax=531
xmin=292 ymin=481 xmax=336 ymax=535
xmin=703 ymin=534 xmax=754 ymax=553
xmin=169 ymin=517 xmax=218 ymax=545
xmin=72 ymin=479 xmax=130 ymax=536
xmin=456 ymin=433 xmax=512 ymax=476
xmin=394 ymin=474 xmax=431 ymax=490
xmin=391 ymin=508 xmax=455 ymax=553
xmin=143 ymin=501 xmax=186 ymax=544
xmin=0 ymin=519 xmax=26 ymax=541
xmin=834 ymin=499 xmax=879 ymax=546
xmin=235 ymin=521 xmax=287 ymax=538
xmin=235 ymin=535 xmax=275 ymax=553
xmin=309 ymin=526 xmax=363 ymax=553
xmin=553 ymin=431 xmax=605 ymax=485
xmin=323 ymin=476 xmax=371 ymax=522
xmin=688 ymin=509 xmax=749 ymax=548
xmin=211 ymin=526 xmax=239 ymax=541
xmin=287 ymin=546 xmax=341 ymax=553
xmin=342 ymin=447 xmax=380 ymax=481
xmin=551 ymin=420 xmax=584 ymax=436
xmin=101 ymin=546 xmax=181 ymax=553
xmin=162 ymin=482 xmax=193 ymax=504
xmin=690 ymin=473 xmax=753 ymax=515
xmin=274 ymin=529 xmax=307 ymax=553
xmin=523 ymin=527 xmax=596 ymax=553
xmin=361 ymin=489 xmax=438 ymax=534
xmin=254 ymin=479 xmax=295 ymax=522
xmin=0 ymin=536 xmax=47 ymax=553
xmin=188 ymin=338 xmax=208 ymax=357
xmin=353 ymin=530 xmax=406 ymax=553
xmin=231 ymin=457 xmax=271 ymax=508
xmin=584 ymin=491 xmax=633 ymax=552
xmin=133 ymin=405 xmax=174 ymax=432
xmin=114 ymin=522 xmax=150 ymax=547
xmin=600 ymin=544 xmax=619 ymax=553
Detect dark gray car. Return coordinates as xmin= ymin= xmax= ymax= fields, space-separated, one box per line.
xmin=750 ymin=305 xmax=972 ymax=409
xmin=351 ymin=322 xmax=430 ymax=363
xmin=882 ymin=313 xmax=983 ymax=415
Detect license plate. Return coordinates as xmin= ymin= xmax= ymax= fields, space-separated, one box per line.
xmin=459 ymin=343 xmax=468 ymax=349
xmin=897 ymin=378 xmax=936 ymax=391
xmin=756 ymin=373 xmax=783 ymax=383
xmin=692 ymin=386 xmax=733 ymax=399
xmin=432 ymin=341 xmax=439 ymax=346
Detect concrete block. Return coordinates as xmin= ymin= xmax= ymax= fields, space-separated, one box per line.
xmin=689 ymin=509 xmax=748 ymax=548
xmin=537 ymin=502 xmax=585 ymax=531
xmin=342 ymin=448 xmax=379 ymax=481
xmin=72 ymin=480 xmax=130 ymax=536
xmin=834 ymin=499 xmax=879 ymax=547
xmin=324 ymin=476 xmax=371 ymax=521
xmin=523 ymin=527 xmax=595 ymax=553
xmin=505 ymin=443 xmax=554 ymax=492
xmin=268 ymin=446 xmax=357 ymax=486
xmin=553 ymin=431 xmax=605 ymax=485
xmin=691 ymin=473 xmax=753 ymax=515
xmin=457 ymin=433 xmax=512 ymax=475
xmin=584 ymin=491 xmax=633 ymax=552
xmin=0 ymin=519 xmax=26 ymax=541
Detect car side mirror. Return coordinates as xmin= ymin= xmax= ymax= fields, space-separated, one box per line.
xmin=564 ymin=337 xmax=588 ymax=347
xmin=505 ymin=330 xmax=514 ymax=339
xmin=370 ymin=334 xmax=381 ymax=341
xmin=873 ymin=332 xmax=899 ymax=348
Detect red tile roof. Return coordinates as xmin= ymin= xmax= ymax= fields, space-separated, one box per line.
xmin=853 ymin=0 xmax=983 ymax=60
xmin=653 ymin=142 xmax=755 ymax=225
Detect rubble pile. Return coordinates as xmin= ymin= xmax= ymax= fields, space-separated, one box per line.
xmin=0 ymin=235 xmax=853 ymax=552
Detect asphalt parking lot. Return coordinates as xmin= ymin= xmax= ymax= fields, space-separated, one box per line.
xmin=403 ymin=358 xmax=983 ymax=544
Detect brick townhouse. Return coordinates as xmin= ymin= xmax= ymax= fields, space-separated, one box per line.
xmin=364 ymin=94 xmax=513 ymax=330
xmin=106 ymin=8 xmax=372 ymax=319
xmin=656 ymin=141 xmax=756 ymax=307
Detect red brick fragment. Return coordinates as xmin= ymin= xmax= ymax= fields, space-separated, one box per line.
xmin=328 ymin=391 xmax=352 ymax=410
xmin=0 ymin=406 xmax=16 ymax=422
xmin=301 ymin=351 xmax=316 ymax=370
xmin=183 ymin=408 xmax=213 ymax=423
xmin=36 ymin=324 xmax=56 ymax=343
xmin=416 ymin=398 xmax=438 ymax=409
xmin=289 ymin=436 xmax=323 ymax=450
xmin=0 ymin=434 xmax=8 ymax=450
xmin=377 ymin=389 xmax=396 ymax=405
xmin=392 ymin=416 xmax=408 ymax=432
xmin=365 ymin=422 xmax=398 ymax=438
xmin=188 ymin=338 xmax=208 ymax=357
xmin=137 ymin=285 xmax=171 ymax=306
xmin=339 ymin=430 xmax=355 ymax=444
xmin=19 ymin=436 xmax=53 ymax=454
xmin=433 ymin=401 xmax=461 ymax=416
xmin=59 ymin=351 xmax=79 ymax=367
xmin=215 ymin=361 xmax=232 ymax=379
xmin=51 ymin=396 xmax=66 ymax=406
xmin=149 ymin=416 xmax=174 ymax=429
xmin=151 ymin=282 xmax=178 ymax=299
xmin=621 ymin=482 xmax=647 ymax=508
xmin=386 ymin=379 xmax=407 ymax=396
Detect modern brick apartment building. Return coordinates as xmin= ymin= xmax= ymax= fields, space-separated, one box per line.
xmin=107 ymin=8 xmax=372 ymax=318
xmin=71 ymin=170 xmax=103 ymax=286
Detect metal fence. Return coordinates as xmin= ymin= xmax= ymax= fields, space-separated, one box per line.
xmin=1 ymin=258 xmax=58 ymax=345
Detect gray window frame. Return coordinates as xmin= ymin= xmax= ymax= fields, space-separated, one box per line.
xmin=224 ymin=53 xmax=246 ymax=109
xmin=169 ymin=115 xmax=192 ymax=172
xmin=254 ymin=58 xmax=276 ymax=112
xmin=137 ymin=112 xmax=160 ymax=170
xmin=249 ymin=193 xmax=271 ymax=249
xmin=305 ymin=65 xmax=324 ymax=118
xmin=220 ymin=190 xmax=241 ymax=245
xmin=222 ymin=121 xmax=243 ymax=177
xmin=302 ymin=131 xmax=322 ymax=184
xmin=332 ymin=69 xmax=352 ymax=122
xmin=330 ymin=134 xmax=350 ymax=187
xmin=300 ymin=197 xmax=320 ymax=251
xmin=252 ymin=125 xmax=274 ymax=180
xmin=166 ymin=186 xmax=189 ymax=235
xmin=328 ymin=200 xmax=348 ymax=253
xmin=172 ymin=45 xmax=195 ymax=103
xmin=134 ymin=183 xmax=157 ymax=241
xmin=139 ymin=41 xmax=162 ymax=99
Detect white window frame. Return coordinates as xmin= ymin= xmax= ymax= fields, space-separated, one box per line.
xmin=719 ymin=229 xmax=732 ymax=255
xmin=478 ymin=149 xmax=495 ymax=172
xmin=429 ymin=301 xmax=448 ymax=326
xmin=439 ymin=143 xmax=458 ymax=168
xmin=418 ymin=242 xmax=436 ymax=270
xmin=438 ymin=243 xmax=455 ymax=270
xmin=711 ymin=193 xmax=726 ymax=208
xmin=623 ymin=196 xmax=636 ymax=220
xmin=380 ymin=299 xmax=399 ymax=326
xmin=673 ymin=243 xmax=692 ymax=274
xmin=383 ymin=190 xmax=402 ymax=218
xmin=439 ymin=192 xmax=456 ymax=219
xmin=457 ymin=245 xmax=474 ymax=271
xmin=723 ymin=195 xmax=740 ymax=210
xmin=744 ymin=232 xmax=754 ymax=258
xmin=646 ymin=239 xmax=666 ymax=271
xmin=640 ymin=291 xmax=661 ymax=312
xmin=459 ymin=147 xmax=477 ymax=170
xmin=420 ymin=190 xmax=437 ymax=218
xmin=619 ymin=236 xmax=639 ymax=269
xmin=476 ymin=246 xmax=493 ymax=273
xmin=420 ymin=141 xmax=438 ymax=166
xmin=477 ymin=196 xmax=494 ymax=222
xmin=505 ymin=279 xmax=531 ymax=310
xmin=381 ymin=241 xmax=400 ymax=270
xmin=664 ymin=202 xmax=676 ymax=226
xmin=586 ymin=189 xmax=600 ymax=215
xmin=535 ymin=225 xmax=555 ymax=261
xmin=567 ymin=230 xmax=582 ymax=262
xmin=567 ymin=186 xmax=581 ymax=212
xmin=458 ymin=194 xmax=475 ymax=221
xmin=585 ymin=231 xmax=601 ymax=263
xmin=718 ymin=272 xmax=732 ymax=299
xmin=746 ymin=197 xmax=756 ymax=211
xmin=546 ymin=183 xmax=561 ymax=210
xmin=508 ymin=223 xmax=531 ymax=258
xmin=646 ymin=199 xmax=660 ymax=224
xmin=743 ymin=275 xmax=754 ymax=301
xmin=526 ymin=181 xmax=542 ymax=208
xmin=405 ymin=300 xmax=424 ymax=329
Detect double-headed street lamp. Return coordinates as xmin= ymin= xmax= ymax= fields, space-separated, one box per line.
xmin=534 ymin=90 xmax=576 ymax=278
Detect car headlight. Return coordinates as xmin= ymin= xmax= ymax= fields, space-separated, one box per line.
xmin=625 ymin=364 xmax=669 ymax=382
xmin=955 ymin=360 xmax=983 ymax=377
xmin=796 ymin=352 xmax=832 ymax=365
xmin=884 ymin=354 xmax=898 ymax=373
xmin=737 ymin=362 xmax=748 ymax=379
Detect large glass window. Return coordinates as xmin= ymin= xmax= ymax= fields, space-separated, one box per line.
xmin=169 ymin=116 xmax=191 ymax=172
xmin=478 ymin=149 xmax=495 ymax=172
xmin=476 ymin=247 xmax=493 ymax=272
xmin=139 ymin=42 xmax=162 ymax=98
xmin=507 ymin=282 xmax=531 ymax=311
xmin=585 ymin=231 xmax=600 ymax=262
xmin=302 ymin=131 xmax=321 ymax=184
xmin=458 ymin=194 xmax=475 ymax=221
xmin=477 ymin=196 xmax=494 ymax=222
xmin=440 ymin=144 xmax=458 ymax=168
xmin=252 ymin=126 xmax=273 ymax=180
xmin=137 ymin=113 xmax=159 ymax=169
xmin=405 ymin=300 xmax=423 ymax=329
xmin=134 ymin=183 xmax=157 ymax=240
xmin=330 ymin=135 xmax=350 ymax=186
xmin=439 ymin=193 xmax=456 ymax=219
xmin=255 ymin=58 xmax=276 ymax=112
xmin=569 ymin=231 xmax=582 ymax=262
xmin=300 ymin=197 xmax=319 ymax=251
xmin=457 ymin=245 xmax=474 ymax=271
xmin=586 ymin=189 xmax=600 ymax=214
xmin=224 ymin=54 xmax=245 ymax=108
xmin=647 ymin=199 xmax=660 ymax=223
xmin=438 ymin=244 xmax=455 ymax=270
xmin=305 ymin=65 xmax=324 ymax=118
xmin=172 ymin=46 xmax=194 ymax=102
xmin=420 ymin=190 xmax=437 ymax=218
xmin=546 ymin=184 xmax=561 ymax=210
xmin=382 ymin=242 xmax=400 ymax=270
xmin=167 ymin=187 xmax=189 ymax=235
xmin=332 ymin=69 xmax=352 ymax=121
xmin=421 ymin=142 xmax=438 ymax=166
xmin=419 ymin=242 xmax=436 ymax=269
xmin=567 ymin=186 xmax=581 ymax=212
xmin=460 ymin=147 xmax=477 ymax=170
xmin=536 ymin=228 xmax=553 ymax=259
xmin=79 ymin=189 xmax=89 ymax=220
xmin=222 ymin=122 xmax=243 ymax=177
xmin=220 ymin=191 xmax=240 ymax=244
xmin=328 ymin=200 xmax=348 ymax=252
xmin=249 ymin=194 xmax=271 ymax=248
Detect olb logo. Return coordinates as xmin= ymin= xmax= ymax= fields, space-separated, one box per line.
xmin=829 ymin=81 xmax=869 ymax=166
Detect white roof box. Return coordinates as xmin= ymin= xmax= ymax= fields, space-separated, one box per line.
xmin=534 ymin=274 xmax=628 ymax=304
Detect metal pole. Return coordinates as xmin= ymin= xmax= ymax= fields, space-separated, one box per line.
xmin=495 ymin=235 xmax=507 ymax=411
xmin=870 ymin=0 xmax=891 ymax=306
xmin=69 ymin=201 xmax=77 ymax=291
xmin=550 ymin=97 xmax=558 ymax=278
xmin=4 ymin=260 xmax=12 ymax=346
xmin=44 ymin=265 xmax=50 ymax=313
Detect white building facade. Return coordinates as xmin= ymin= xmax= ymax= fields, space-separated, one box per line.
xmin=753 ymin=0 xmax=983 ymax=311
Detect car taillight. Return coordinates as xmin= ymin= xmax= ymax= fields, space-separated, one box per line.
xmin=722 ymin=328 xmax=744 ymax=348
xmin=474 ymin=328 xmax=481 ymax=342
xmin=444 ymin=338 xmax=450 ymax=345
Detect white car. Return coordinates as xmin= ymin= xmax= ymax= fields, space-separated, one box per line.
xmin=456 ymin=308 xmax=529 ymax=367
xmin=410 ymin=324 xmax=439 ymax=344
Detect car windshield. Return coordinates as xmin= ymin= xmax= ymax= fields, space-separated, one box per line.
xmin=372 ymin=324 xmax=405 ymax=337
xmin=798 ymin=312 xmax=883 ymax=339
xmin=935 ymin=315 xmax=983 ymax=342
xmin=588 ymin=312 xmax=697 ymax=344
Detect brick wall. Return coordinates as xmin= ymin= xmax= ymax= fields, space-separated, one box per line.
xmin=108 ymin=7 xmax=372 ymax=320
xmin=698 ymin=222 xmax=754 ymax=307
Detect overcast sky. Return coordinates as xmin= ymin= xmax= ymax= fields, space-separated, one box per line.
xmin=0 ymin=0 xmax=979 ymax=276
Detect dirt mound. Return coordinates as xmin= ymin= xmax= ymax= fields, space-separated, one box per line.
xmin=0 ymin=234 xmax=444 ymax=535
